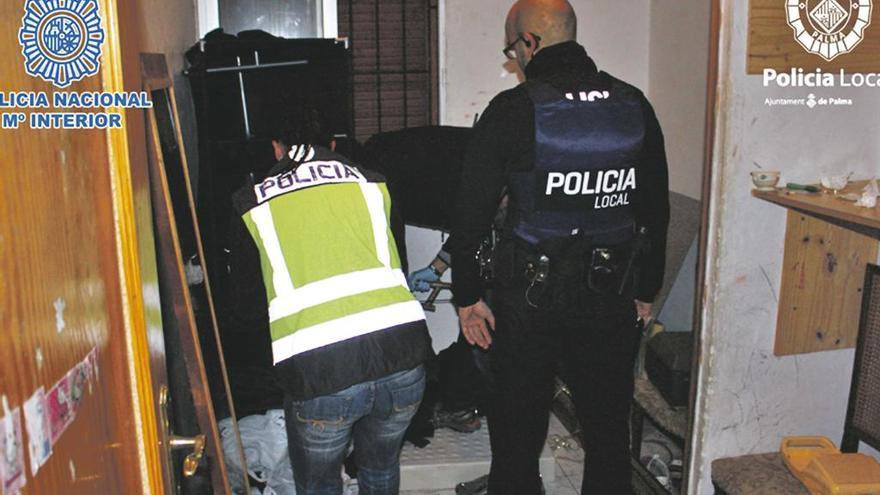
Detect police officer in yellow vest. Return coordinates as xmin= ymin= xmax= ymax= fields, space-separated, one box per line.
xmin=232 ymin=113 xmax=432 ymax=495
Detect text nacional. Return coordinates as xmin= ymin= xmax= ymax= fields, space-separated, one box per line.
xmin=763 ymin=68 xmax=880 ymax=88
xmin=0 ymin=91 xmax=152 ymax=109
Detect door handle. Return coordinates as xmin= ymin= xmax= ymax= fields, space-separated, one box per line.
xmin=169 ymin=434 xmax=206 ymax=477
xmin=160 ymin=385 xmax=206 ymax=478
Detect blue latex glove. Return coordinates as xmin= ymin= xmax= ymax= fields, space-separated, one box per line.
xmin=408 ymin=266 xmax=440 ymax=293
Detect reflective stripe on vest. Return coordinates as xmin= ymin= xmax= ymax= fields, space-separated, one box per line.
xmin=243 ymin=167 xmax=424 ymax=364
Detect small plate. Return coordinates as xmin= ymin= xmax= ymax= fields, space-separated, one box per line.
xmin=755 ymin=186 xmax=778 ymax=191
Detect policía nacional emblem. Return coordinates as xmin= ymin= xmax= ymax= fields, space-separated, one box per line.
xmin=18 ymin=0 xmax=105 ymax=89
xmin=786 ymin=0 xmax=873 ymax=61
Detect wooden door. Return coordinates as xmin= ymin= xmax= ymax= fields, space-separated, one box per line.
xmin=0 ymin=0 xmax=182 ymax=493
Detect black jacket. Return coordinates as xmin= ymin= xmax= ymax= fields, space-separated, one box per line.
xmin=449 ymin=41 xmax=670 ymax=306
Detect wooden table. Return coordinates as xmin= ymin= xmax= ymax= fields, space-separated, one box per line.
xmin=753 ymin=181 xmax=880 ymax=230
xmin=753 ymin=181 xmax=879 ymax=355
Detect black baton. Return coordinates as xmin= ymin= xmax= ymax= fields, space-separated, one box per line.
xmin=618 ymin=226 xmax=648 ymax=296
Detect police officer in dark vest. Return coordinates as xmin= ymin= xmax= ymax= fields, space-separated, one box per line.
xmin=449 ymin=1 xmax=670 ymax=493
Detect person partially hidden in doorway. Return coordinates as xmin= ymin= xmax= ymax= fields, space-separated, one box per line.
xmin=230 ymin=108 xmax=433 ymax=495
xmin=406 ymin=195 xmax=510 ymax=435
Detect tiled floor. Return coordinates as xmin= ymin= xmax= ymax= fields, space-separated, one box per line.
xmin=401 ymin=414 xmax=587 ymax=495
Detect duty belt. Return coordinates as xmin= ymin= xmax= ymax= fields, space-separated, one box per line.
xmin=515 ymin=226 xmax=648 ymax=308
xmin=525 ymin=254 xmax=551 ymax=308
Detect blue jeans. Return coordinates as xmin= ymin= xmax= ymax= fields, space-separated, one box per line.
xmin=284 ymin=366 xmax=425 ymax=495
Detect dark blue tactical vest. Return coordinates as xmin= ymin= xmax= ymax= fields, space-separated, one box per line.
xmin=509 ymin=76 xmax=645 ymax=245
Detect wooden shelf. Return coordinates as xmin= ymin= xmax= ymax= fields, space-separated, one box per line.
xmin=753 ymin=180 xmax=880 ymax=356
xmin=752 ymin=180 xmax=880 ymax=231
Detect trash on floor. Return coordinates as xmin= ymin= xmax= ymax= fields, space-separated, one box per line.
xmin=219 ymin=410 xmax=296 ymax=495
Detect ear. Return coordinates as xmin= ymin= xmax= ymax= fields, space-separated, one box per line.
xmin=524 ymin=32 xmax=543 ymax=56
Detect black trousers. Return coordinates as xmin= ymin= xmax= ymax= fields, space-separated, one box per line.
xmin=485 ymin=259 xmax=640 ymax=495
xmin=438 ymin=332 xmax=491 ymax=412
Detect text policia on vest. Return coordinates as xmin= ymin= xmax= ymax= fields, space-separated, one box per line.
xmin=544 ymin=167 xmax=637 ymax=209
xmin=256 ymin=161 xmax=365 ymax=203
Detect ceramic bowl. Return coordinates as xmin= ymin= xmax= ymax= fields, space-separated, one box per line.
xmin=751 ymin=171 xmax=780 ymax=191
xmin=820 ymin=175 xmax=850 ymax=192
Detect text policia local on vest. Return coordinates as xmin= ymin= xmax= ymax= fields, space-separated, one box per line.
xmin=545 ymin=167 xmax=637 ymax=210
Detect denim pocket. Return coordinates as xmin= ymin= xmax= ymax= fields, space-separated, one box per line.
xmin=391 ymin=368 xmax=426 ymax=413
xmin=294 ymin=394 xmax=353 ymax=426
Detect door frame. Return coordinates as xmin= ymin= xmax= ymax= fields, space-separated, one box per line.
xmin=683 ymin=0 xmax=723 ymax=493
xmin=196 ymin=0 xmax=339 ymax=38
xmin=98 ymin=0 xmax=166 ymax=491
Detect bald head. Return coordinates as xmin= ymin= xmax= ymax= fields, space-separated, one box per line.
xmin=505 ymin=0 xmax=577 ymax=48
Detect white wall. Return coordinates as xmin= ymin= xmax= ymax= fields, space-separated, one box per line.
xmin=196 ymin=0 xmax=221 ymax=38
xmin=441 ymin=0 xmax=651 ymax=127
xmin=690 ymin=1 xmax=880 ymax=493
xmin=648 ymin=0 xmax=710 ymax=199
xmin=406 ymin=225 xmax=460 ymax=352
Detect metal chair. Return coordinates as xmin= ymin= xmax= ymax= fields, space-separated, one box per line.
xmin=630 ymin=374 xmax=688 ymax=460
xmin=711 ymin=263 xmax=880 ymax=494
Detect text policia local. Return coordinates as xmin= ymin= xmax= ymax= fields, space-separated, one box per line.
xmin=763 ymin=68 xmax=880 ymax=88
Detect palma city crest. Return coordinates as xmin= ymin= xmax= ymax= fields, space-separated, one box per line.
xmin=18 ymin=0 xmax=105 ymax=89
xmin=787 ymin=0 xmax=873 ymax=61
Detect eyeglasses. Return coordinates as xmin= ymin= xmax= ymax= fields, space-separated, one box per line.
xmin=503 ymin=33 xmax=541 ymax=59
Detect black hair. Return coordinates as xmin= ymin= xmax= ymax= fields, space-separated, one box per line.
xmin=270 ymin=104 xmax=333 ymax=148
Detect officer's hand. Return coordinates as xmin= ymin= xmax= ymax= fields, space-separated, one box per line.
xmin=458 ymin=300 xmax=495 ymax=350
xmin=407 ymin=266 xmax=441 ymax=293
xmin=635 ymin=300 xmax=653 ymax=324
